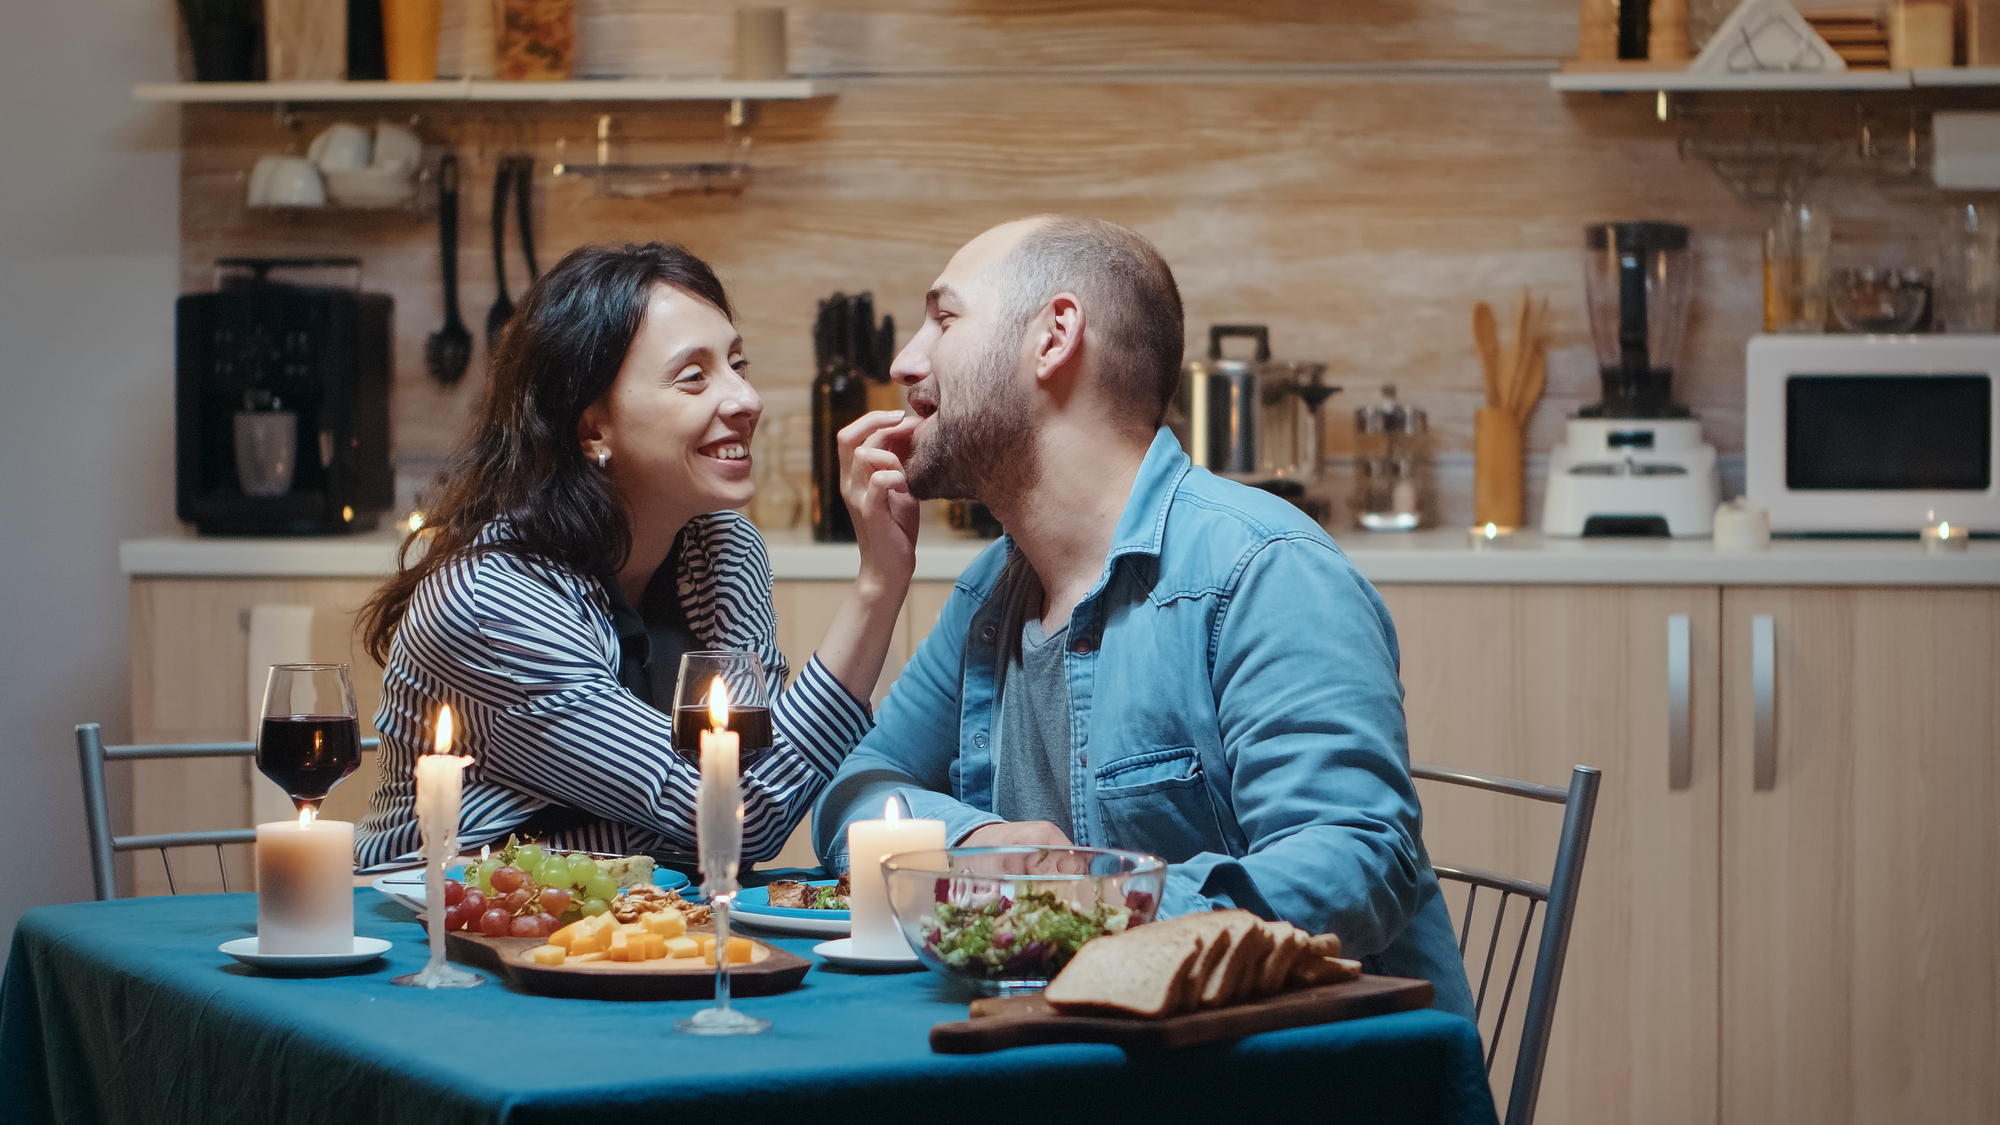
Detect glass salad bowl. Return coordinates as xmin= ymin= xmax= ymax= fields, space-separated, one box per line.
xmin=882 ymin=845 xmax=1166 ymax=995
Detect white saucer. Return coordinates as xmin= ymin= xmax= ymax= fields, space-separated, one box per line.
xmin=220 ymin=936 xmax=392 ymax=971
xmin=812 ymin=937 xmax=923 ymax=970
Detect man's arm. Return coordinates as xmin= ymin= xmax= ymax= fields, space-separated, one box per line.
xmin=1161 ymin=537 xmax=1430 ymax=958
xmin=811 ymin=574 xmax=1004 ymax=871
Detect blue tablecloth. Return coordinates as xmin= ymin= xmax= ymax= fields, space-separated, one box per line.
xmin=2 ymin=891 xmax=1499 ymax=1125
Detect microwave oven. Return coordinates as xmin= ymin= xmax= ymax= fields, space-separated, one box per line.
xmin=1745 ymin=334 xmax=1997 ymax=534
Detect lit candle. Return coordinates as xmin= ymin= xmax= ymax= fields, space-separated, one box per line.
xmin=846 ymin=797 xmax=946 ymax=957
xmin=411 ymin=705 xmax=473 ymax=979
xmin=1921 ymin=512 xmax=1971 ymax=554
xmin=697 ymin=677 xmax=741 ymax=890
xmin=255 ymin=806 xmax=355 ymax=954
xmin=1468 ymin=522 xmax=1512 ymax=551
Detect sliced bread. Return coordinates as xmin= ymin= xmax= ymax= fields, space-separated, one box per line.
xmin=1044 ymin=921 xmax=1204 ymax=1019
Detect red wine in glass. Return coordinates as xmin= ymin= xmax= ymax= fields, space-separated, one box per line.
xmin=258 ymin=715 xmax=362 ymax=806
xmin=672 ymin=705 xmax=773 ymax=772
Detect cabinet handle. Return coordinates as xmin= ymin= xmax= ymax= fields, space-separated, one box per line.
xmin=1752 ymin=613 xmax=1776 ymax=791
xmin=1667 ymin=613 xmax=1690 ymax=791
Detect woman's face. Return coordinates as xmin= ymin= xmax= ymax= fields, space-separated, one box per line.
xmin=580 ymin=283 xmax=761 ymax=531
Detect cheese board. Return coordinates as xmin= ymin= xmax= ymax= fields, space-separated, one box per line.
xmin=928 ymin=974 xmax=1434 ymax=1054
xmin=444 ymin=927 xmax=811 ymax=1000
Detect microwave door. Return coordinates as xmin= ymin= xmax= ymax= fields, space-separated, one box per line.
xmin=1786 ymin=374 xmax=1993 ymax=492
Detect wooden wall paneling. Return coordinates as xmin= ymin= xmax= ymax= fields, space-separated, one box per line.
xmin=1719 ymin=588 xmax=2000 ymax=1125
xmin=1383 ymin=584 xmax=1721 ymax=1125
xmin=127 ymin=577 xmax=386 ymax=896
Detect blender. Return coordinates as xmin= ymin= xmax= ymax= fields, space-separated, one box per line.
xmin=1542 ymin=222 xmax=1719 ymax=537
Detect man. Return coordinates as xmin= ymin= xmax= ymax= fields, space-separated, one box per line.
xmin=813 ymin=215 xmax=1475 ymax=1019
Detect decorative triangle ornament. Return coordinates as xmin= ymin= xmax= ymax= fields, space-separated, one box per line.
xmin=1691 ymin=0 xmax=1848 ymax=73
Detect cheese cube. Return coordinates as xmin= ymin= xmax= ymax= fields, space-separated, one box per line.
xmin=616 ymin=922 xmax=644 ymax=935
xmin=703 ymin=937 xmax=754 ymax=965
xmin=641 ymin=910 xmax=687 ymax=938
xmin=609 ymin=930 xmax=633 ymax=962
xmin=549 ymin=921 xmax=580 ymax=950
xmin=529 ymin=944 xmax=566 ymax=966
xmin=664 ymin=936 xmax=701 ymax=959
xmin=634 ymin=932 xmax=668 ymax=961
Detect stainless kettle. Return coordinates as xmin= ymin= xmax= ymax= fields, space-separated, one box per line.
xmin=1172 ymin=325 xmax=1337 ymax=485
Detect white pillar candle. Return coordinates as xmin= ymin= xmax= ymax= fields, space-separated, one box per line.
xmin=697 ymin=677 xmax=742 ymax=888
xmin=255 ymin=813 xmax=354 ymax=954
xmin=846 ymin=798 xmax=946 ymax=957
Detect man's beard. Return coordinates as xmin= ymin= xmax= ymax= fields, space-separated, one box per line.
xmin=904 ymin=333 xmax=1038 ymax=504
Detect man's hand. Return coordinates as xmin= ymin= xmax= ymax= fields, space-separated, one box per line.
xmin=960 ymin=821 xmax=1073 ymax=848
xmin=838 ymin=410 xmax=921 ymax=596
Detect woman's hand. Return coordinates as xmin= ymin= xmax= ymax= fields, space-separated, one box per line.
xmin=839 ymin=410 xmax=921 ymax=597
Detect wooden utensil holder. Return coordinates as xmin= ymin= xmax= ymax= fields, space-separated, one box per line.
xmin=1474 ymin=407 xmax=1523 ymax=529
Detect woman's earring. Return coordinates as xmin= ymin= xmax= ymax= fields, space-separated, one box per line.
xmin=596 ymin=450 xmax=610 ymax=469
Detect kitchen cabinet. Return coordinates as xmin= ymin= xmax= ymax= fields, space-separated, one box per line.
xmin=1718 ymin=588 xmax=2000 ymax=1125
xmin=1381 ymin=583 xmax=2000 ymax=1125
xmin=124 ymin=576 xmax=957 ymax=889
xmin=1382 ymin=585 xmax=1722 ymax=1125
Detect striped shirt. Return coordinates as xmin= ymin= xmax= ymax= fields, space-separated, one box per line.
xmin=354 ymin=513 xmax=873 ymax=870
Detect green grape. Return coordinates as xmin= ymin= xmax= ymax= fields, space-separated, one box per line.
xmin=585 ymin=871 xmax=618 ymax=902
xmin=579 ymin=897 xmax=610 ymax=917
xmin=565 ymin=853 xmax=598 ymax=886
xmin=474 ymin=857 xmax=500 ymax=895
xmin=539 ymin=856 xmax=572 ymax=889
xmin=515 ymin=844 xmax=545 ymax=870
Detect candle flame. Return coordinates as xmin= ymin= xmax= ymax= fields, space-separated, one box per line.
xmin=884 ymin=796 xmax=900 ymax=825
xmin=434 ymin=704 xmax=454 ymax=755
xmin=298 ymin=805 xmax=315 ymax=828
xmin=1483 ymin=523 xmax=1499 ymax=539
xmin=1941 ymin=522 xmax=1954 ymax=539
xmin=708 ymin=676 xmax=730 ymax=732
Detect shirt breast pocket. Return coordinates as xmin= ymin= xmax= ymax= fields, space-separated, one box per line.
xmin=1092 ymin=747 xmax=1222 ymax=862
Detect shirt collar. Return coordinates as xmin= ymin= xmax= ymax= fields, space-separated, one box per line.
xmin=1106 ymin=427 xmax=1192 ymax=564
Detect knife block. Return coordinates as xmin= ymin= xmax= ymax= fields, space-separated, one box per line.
xmin=1474 ymin=408 xmax=1524 ymax=529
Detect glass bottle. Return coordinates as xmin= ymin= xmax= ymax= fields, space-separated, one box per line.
xmin=1767 ymin=197 xmax=1831 ymax=334
xmin=1353 ymin=384 xmax=1428 ymax=532
xmin=1937 ymin=203 xmax=1999 ymax=333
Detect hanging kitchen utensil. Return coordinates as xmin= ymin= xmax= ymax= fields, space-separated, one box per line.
xmin=485 ymin=156 xmax=514 ymax=353
xmin=425 ymin=153 xmax=472 ymax=385
xmin=514 ymin=156 xmax=539 ymax=282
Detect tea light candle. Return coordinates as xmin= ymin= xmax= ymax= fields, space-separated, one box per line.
xmin=846 ymin=798 xmax=946 ymax=957
xmin=255 ymin=810 xmax=354 ymax=954
xmin=1468 ymin=522 xmax=1513 ymax=551
xmin=1922 ymin=515 xmax=1971 ymax=553
xmin=1713 ymin=498 xmax=1772 ymax=553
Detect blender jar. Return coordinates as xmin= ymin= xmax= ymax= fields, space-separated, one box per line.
xmin=1582 ymin=222 xmax=1693 ymax=418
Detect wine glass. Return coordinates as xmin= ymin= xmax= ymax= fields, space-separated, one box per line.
xmin=672 ymin=650 xmax=771 ymax=1036
xmin=256 ymin=664 xmax=361 ymax=821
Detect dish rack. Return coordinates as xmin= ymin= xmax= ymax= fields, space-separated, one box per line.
xmin=552 ymin=109 xmax=753 ymax=199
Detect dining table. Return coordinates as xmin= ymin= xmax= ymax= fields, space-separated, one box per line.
xmin=2 ymin=887 xmax=1501 ymax=1125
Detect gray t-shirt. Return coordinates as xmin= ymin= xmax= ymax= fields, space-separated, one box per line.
xmin=992 ymin=618 xmax=1075 ymax=838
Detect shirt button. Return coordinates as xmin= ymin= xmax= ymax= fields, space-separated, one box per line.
xmin=972 ymin=733 xmax=988 ymax=749
xmin=1073 ymin=637 xmax=1093 ymax=655
xmin=981 ymin=625 xmax=996 ymax=641
xmin=1079 ymin=752 xmax=1089 ymax=767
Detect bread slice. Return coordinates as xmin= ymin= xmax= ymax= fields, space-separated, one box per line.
xmin=1198 ymin=914 xmax=1274 ymax=1009
xmin=1287 ymin=953 xmax=1364 ymax=989
xmin=1252 ymin=923 xmax=1309 ymax=999
xmin=1044 ymin=922 xmax=1204 ymax=1019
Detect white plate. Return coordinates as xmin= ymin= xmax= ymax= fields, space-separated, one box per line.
xmin=220 ymin=936 xmax=392 ymax=971
xmin=812 ymin=937 xmax=923 ymax=970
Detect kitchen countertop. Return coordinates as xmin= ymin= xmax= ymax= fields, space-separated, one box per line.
xmin=120 ymin=526 xmax=2000 ymax=586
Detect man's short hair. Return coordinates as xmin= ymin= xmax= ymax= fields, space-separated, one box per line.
xmin=998 ymin=216 xmax=1185 ymax=429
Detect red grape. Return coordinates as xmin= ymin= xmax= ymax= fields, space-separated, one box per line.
xmin=538 ymin=887 xmax=572 ymax=914
xmin=444 ymin=904 xmax=467 ymax=931
xmin=509 ymin=914 xmax=543 ymax=938
xmin=461 ymin=888 xmax=486 ymax=915
xmin=443 ymin=879 xmax=466 ymax=907
xmin=489 ymin=865 xmax=526 ymax=894
xmin=533 ymin=912 xmax=560 ymax=936
xmin=502 ymin=889 xmax=531 ymax=914
xmin=479 ymin=907 xmax=513 ymax=937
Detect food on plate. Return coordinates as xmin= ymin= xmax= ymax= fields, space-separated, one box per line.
xmin=765 ymin=875 xmax=852 ymax=910
xmin=639 ymin=910 xmax=688 ymax=938
xmin=918 ymin=888 xmax=1132 ymax=983
xmin=701 ymin=935 xmax=754 ymax=965
xmin=435 ymin=838 xmax=701 ymax=936
xmin=612 ymin=883 xmax=709 ymax=926
xmin=1043 ymin=910 xmax=1360 ymax=1020
xmin=530 ymin=944 xmax=567 ymax=966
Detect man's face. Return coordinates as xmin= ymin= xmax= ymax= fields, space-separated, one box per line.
xmin=890 ymin=225 xmax=1040 ymax=502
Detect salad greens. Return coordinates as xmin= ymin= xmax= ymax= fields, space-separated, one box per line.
xmin=920 ymin=887 xmax=1132 ymax=982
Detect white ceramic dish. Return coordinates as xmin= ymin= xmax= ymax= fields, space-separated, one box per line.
xmin=811 ymin=937 xmax=922 ymax=970
xmin=730 ymin=883 xmax=850 ymax=938
xmin=220 ymin=935 xmax=392 ymax=971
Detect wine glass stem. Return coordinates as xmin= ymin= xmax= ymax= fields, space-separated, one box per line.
xmin=713 ymin=894 xmax=734 ymax=1013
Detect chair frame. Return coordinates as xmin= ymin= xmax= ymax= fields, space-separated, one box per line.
xmin=1411 ymin=761 xmax=1600 ymax=1125
xmin=77 ymin=722 xmax=379 ymax=901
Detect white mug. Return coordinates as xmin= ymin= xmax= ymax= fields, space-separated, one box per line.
xmin=249 ymin=156 xmax=326 ymax=207
xmin=372 ymin=122 xmax=423 ymax=173
xmin=308 ymin=122 xmax=373 ymax=173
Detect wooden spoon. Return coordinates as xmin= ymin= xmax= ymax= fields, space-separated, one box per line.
xmin=1508 ymin=286 xmax=1533 ymax=417
xmin=1516 ymin=297 xmax=1551 ymax=426
xmin=1473 ymin=302 xmax=1501 ymax=408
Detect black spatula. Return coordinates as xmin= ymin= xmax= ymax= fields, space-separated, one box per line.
xmin=425 ymin=153 xmax=472 ymax=385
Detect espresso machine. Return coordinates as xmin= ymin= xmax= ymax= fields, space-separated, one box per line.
xmin=1542 ymin=222 xmax=1719 ymax=538
xmin=176 ymin=258 xmax=394 ymax=536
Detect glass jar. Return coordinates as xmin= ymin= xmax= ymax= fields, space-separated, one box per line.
xmin=1352 ymin=384 xmax=1428 ymax=532
xmin=1765 ymin=198 xmax=1832 ymax=334
xmin=1937 ymin=203 xmax=1999 ymax=333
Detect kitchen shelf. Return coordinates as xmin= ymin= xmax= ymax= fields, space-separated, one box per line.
xmin=1551 ymin=68 xmax=1912 ymax=92
xmin=132 ymin=78 xmax=824 ymax=104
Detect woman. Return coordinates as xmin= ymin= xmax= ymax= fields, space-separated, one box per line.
xmin=354 ymin=243 xmax=918 ymax=869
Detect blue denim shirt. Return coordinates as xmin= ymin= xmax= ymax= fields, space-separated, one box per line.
xmin=813 ymin=429 xmax=1476 ymax=1019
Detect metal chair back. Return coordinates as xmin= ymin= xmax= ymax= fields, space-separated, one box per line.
xmin=76 ymin=722 xmax=379 ymax=900
xmin=1411 ymin=761 xmax=1600 ymax=1125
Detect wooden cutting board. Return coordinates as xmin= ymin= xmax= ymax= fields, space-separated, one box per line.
xmin=928 ymin=974 xmax=1434 ymax=1054
xmin=444 ymin=927 xmax=811 ymax=1001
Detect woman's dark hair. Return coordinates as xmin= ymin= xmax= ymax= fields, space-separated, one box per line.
xmin=359 ymin=242 xmax=732 ymax=664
